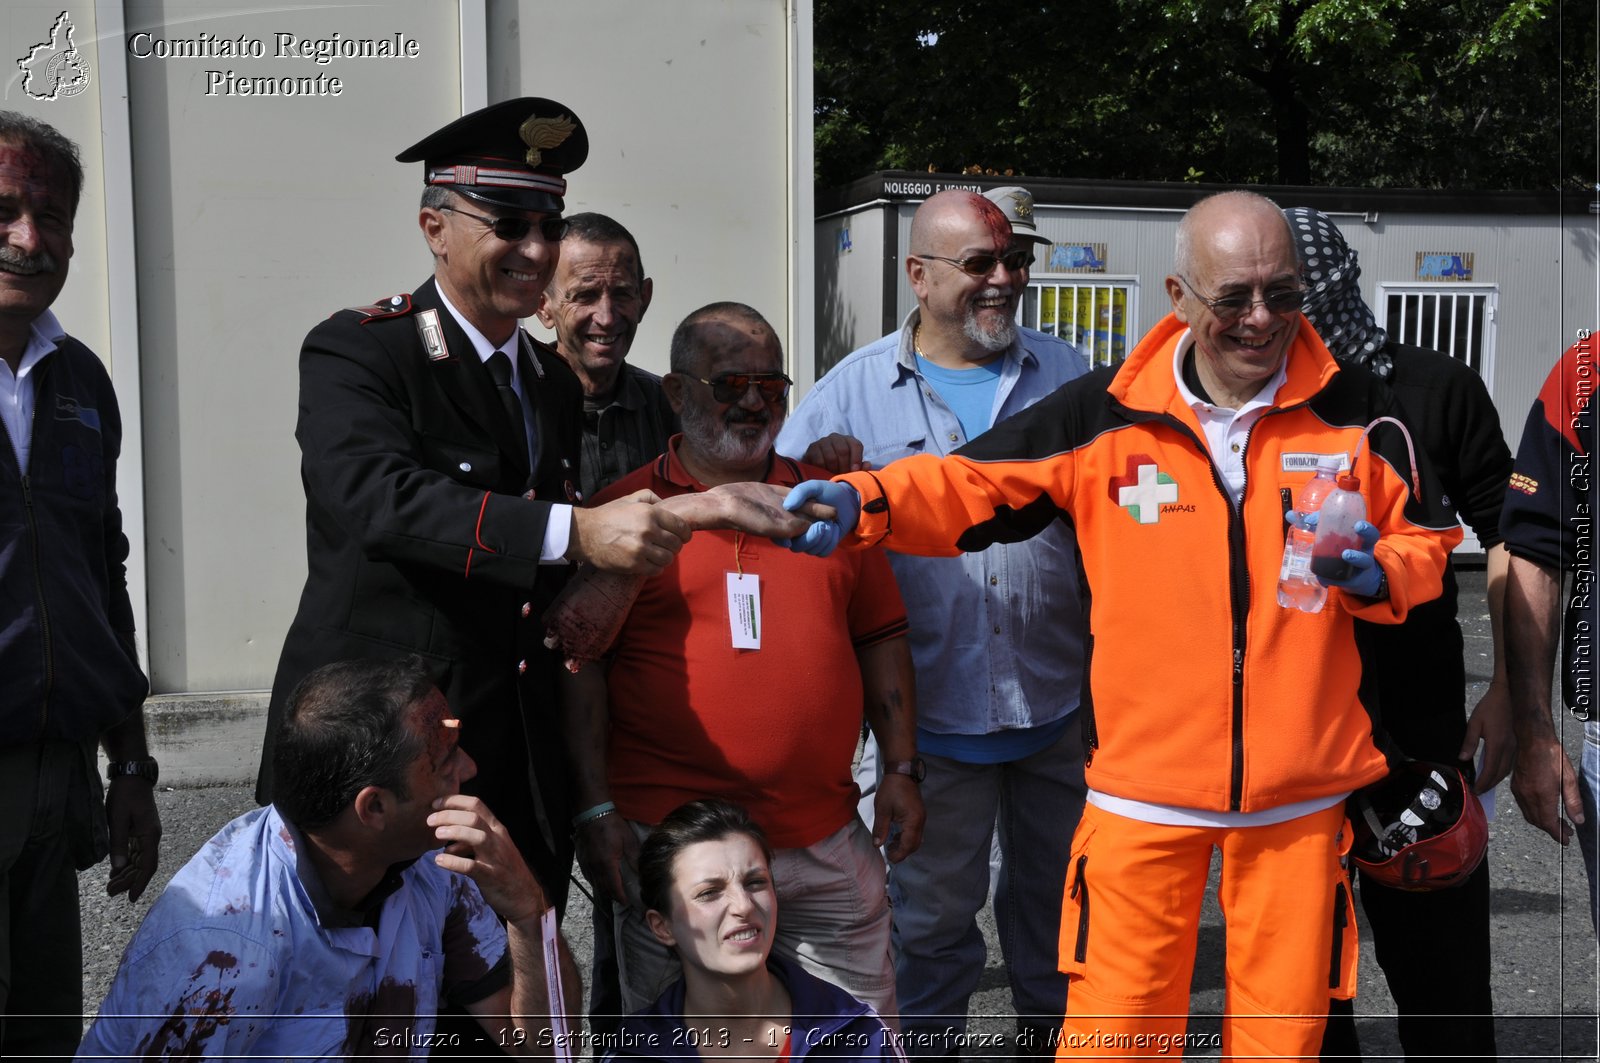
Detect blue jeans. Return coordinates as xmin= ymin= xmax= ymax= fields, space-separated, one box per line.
xmin=888 ymin=724 xmax=1087 ymax=1052
xmin=1580 ymin=720 xmax=1600 ymax=933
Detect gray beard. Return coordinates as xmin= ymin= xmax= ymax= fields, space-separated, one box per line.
xmin=679 ymin=402 xmax=780 ymax=467
xmin=964 ymin=309 xmax=1016 ymax=353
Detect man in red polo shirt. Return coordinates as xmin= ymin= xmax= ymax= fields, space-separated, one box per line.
xmin=561 ymin=301 xmax=923 ymax=1023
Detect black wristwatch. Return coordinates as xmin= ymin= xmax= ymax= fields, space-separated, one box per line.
xmin=884 ymin=757 xmax=926 ymax=784
xmin=107 ymin=758 xmax=160 ymax=785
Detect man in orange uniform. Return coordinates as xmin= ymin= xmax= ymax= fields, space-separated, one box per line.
xmin=781 ymin=191 xmax=1460 ymax=1058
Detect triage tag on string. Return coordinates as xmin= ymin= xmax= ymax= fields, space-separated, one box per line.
xmin=727 ymin=573 xmax=761 ymax=649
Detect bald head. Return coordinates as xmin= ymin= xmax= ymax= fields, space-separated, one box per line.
xmin=1174 ymin=191 xmax=1294 ymax=279
xmin=909 ymin=190 xmax=1012 ymax=259
xmin=669 ymin=301 xmax=781 ymax=378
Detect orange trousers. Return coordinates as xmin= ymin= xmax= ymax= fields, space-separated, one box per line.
xmin=1055 ymin=801 xmax=1357 ymax=1060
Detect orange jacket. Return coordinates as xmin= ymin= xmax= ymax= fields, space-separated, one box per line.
xmin=840 ymin=314 xmax=1462 ymax=812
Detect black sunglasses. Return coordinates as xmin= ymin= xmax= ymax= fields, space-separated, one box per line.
xmin=441 ymin=205 xmax=568 ymax=243
xmin=912 ymin=249 xmax=1033 ymax=277
xmin=694 ymin=372 xmax=793 ymax=404
xmin=1176 ymin=274 xmax=1306 ymax=322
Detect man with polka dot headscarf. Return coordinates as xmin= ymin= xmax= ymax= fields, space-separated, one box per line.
xmin=1287 ymin=206 xmax=1511 ymax=1062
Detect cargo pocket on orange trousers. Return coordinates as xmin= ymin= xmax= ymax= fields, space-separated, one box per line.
xmin=1058 ymin=836 xmax=1095 ymax=980
xmin=1329 ymin=819 xmax=1359 ymax=1000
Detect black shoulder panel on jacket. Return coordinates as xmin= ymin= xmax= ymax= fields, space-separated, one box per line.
xmin=1308 ymin=365 xmax=1456 ymax=530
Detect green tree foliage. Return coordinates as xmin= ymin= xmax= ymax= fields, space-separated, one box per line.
xmin=813 ymin=0 xmax=1596 ymax=191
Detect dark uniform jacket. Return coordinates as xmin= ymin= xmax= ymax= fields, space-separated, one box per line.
xmin=0 ymin=333 xmax=146 ymax=746
xmin=258 ymin=276 xmax=581 ymax=895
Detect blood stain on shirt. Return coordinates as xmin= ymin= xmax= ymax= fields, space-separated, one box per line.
xmin=345 ymin=977 xmax=418 ymax=1057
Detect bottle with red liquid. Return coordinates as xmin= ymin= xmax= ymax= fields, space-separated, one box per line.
xmin=1312 ymin=473 xmax=1367 ymax=584
xmin=1277 ymin=456 xmax=1342 ymax=612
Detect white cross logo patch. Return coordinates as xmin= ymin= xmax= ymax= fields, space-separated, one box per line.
xmin=1109 ymin=455 xmax=1178 ymax=524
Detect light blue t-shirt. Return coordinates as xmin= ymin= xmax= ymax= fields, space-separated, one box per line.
xmin=914 ymin=354 xmax=1004 ymax=444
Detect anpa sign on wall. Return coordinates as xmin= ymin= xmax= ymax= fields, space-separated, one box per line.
xmin=1416 ymin=251 xmax=1475 ymax=281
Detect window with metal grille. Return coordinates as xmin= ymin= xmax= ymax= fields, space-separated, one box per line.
xmin=1375 ymin=283 xmax=1498 ymax=380
xmin=1375 ymin=282 xmax=1498 ymax=554
xmin=1020 ymin=279 xmax=1140 ymax=368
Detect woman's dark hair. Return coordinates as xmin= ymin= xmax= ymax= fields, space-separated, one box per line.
xmin=637 ymin=798 xmax=774 ymax=915
xmin=271 ymin=657 xmax=437 ymax=830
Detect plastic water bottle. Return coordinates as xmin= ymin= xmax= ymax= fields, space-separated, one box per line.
xmin=1277 ymin=456 xmax=1342 ymax=612
xmin=1312 ymin=474 xmax=1368 ymax=584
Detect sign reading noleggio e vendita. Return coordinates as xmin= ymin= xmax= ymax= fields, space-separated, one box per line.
xmin=126 ymin=29 xmax=423 ymax=97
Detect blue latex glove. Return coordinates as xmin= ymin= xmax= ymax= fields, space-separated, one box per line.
xmin=774 ymin=480 xmax=861 ymax=556
xmin=1298 ymin=516 xmax=1384 ymax=597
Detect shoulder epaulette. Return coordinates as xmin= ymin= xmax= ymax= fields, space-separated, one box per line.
xmin=345 ymin=293 xmax=414 ymax=323
xmin=520 ymin=330 xmax=567 ymax=381
xmin=523 ymin=331 xmax=562 ymax=361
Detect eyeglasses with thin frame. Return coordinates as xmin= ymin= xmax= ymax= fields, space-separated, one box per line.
xmin=1176 ymin=273 xmax=1306 ymax=322
xmin=693 ymin=372 xmax=793 ymax=404
xmin=910 ymin=248 xmax=1033 ymax=277
xmin=440 ymin=205 xmax=569 ymax=243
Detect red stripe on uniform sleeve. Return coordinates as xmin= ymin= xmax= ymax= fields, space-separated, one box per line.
xmin=466 ymin=491 xmax=498 ymax=579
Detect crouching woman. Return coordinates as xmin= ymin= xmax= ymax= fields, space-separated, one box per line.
xmin=604 ymin=799 xmax=903 ymax=1061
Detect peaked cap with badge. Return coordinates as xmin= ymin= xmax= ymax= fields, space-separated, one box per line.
xmin=397 ymin=96 xmax=589 ymax=214
xmin=983 ymin=185 xmax=1051 ymax=247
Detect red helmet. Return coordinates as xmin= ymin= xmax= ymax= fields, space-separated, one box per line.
xmin=1351 ymin=761 xmax=1488 ymax=891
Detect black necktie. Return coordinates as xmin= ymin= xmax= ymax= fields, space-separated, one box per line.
xmin=486 ymin=351 xmax=529 ymax=467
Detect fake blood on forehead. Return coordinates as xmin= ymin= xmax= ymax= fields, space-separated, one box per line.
xmin=411 ymin=692 xmax=457 ymax=768
xmin=964 ymin=192 xmax=1012 ymax=251
xmin=0 ymin=147 xmax=61 ymax=201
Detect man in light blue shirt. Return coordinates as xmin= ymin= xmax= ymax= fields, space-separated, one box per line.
xmin=776 ymin=187 xmax=1090 ymax=1056
xmin=79 ymin=658 xmax=576 ymax=1060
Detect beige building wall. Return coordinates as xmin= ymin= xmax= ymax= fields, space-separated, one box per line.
xmin=122 ymin=0 xmax=462 ymax=692
xmin=4 ymin=0 xmax=810 ymax=694
xmin=493 ymin=0 xmax=811 ymax=383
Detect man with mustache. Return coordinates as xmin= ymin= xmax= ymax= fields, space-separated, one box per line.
xmin=560 ymin=302 xmax=923 ymax=1023
xmin=777 ymin=188 xmax=1090 ymax=1055
xmin=0 ymin=111 xmax=159 ymax=1054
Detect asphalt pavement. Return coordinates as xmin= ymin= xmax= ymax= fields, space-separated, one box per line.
xmin=77 ymin=567 xmax=1600 ymax=1059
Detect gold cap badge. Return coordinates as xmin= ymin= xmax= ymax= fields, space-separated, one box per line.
xmin=520 ymin=114 xmax=576 ymax=168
